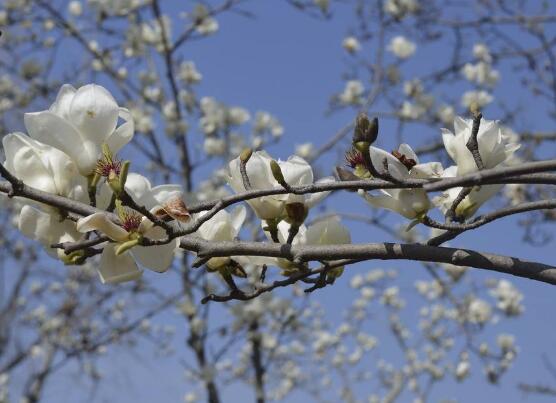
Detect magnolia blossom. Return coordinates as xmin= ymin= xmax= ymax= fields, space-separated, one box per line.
xmin=260 ymin=216 xmax=350 ymax=274
xmin=435 ymin=117 xmax=520 ymax=218
xmin=2 ymin=132 xmax=86 ymax=199
xmin=442 ymin=116 xmax=519 ymax=176
xmin=194 ymin=206 xmax=246 ymax=270
xmin=339 ymin=80 xmax=364 ymax=105
xmin=342 ymin=36 xmax=361 ymax=53
xmin=227 ymin=151 xmax=332 ymax=220
xmin=18 ymin=205 xmax=81 ymax=261
xmin=24 ymin=84 xmax=134 ymax=175
xmin=388 ymin=36 xmax=416 ymax=59
xmin=361 ymin=144 xmax=443 ymax=219
xmin=77 ymin=175 xmax=184 ymax=283
xmin=461 ymin=90 xmax=493 ymax=110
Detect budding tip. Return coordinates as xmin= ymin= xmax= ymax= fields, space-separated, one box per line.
xmin=240 ymin=148 xmax=253 ymax=164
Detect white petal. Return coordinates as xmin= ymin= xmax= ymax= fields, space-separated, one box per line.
xmin=98 ymin=244 xmax=142 ymax=284
xmin=304 ymin=176 xmax=334 ymax=208
xmin=69 ymin=84 xmax=120 ymax=145
xmin=410 ymin=162 xmax=443 ymax=179
xmin=369 ymin=146 xmax=408 ymax=180
xmin=306 ymin=216 xmax=351 ymax=245
xmin=123 ymin=173 xmax=152 ymax=202
xmin=18 ymin=205 xmax=60 ymax=245
xmin=2 ymin=133 xmax=57 ymax=194
xmin=133 ymin=227 xmax=177 ymax=272
xmin=76 ymin=213 xmax=129 ymax=241
xmin=106 ymin=107 xmax=134 ymax=154
xmin=24 ymin=111 xmax=99 ymax=175
xmin=49 ymin=84 xmax=76 ymax=119
xmin=230 ymin=206 xmax=246 ymax=235
xmin=143 ymin=184 xmax=183 ymax=208
xmin=279 ymin=156 xmax=313 ymax=186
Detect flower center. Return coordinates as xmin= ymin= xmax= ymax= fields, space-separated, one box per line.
xmin=345 ymin=148 xmax=366 ymax=168
xmin=121 ymin=211 xmax=142 ymax=232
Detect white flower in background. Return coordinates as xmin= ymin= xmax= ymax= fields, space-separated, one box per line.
xmin=399 ymin=101 xmax=425 ymax=120
xmin=24 ymin=84 xmax=134 ymax=176
xmin=89 ymin=0 xmax=142 ymax=15
xmin=196 ymin=17 xmax=219 ymax=35
xmin=253 ymin=111 xmax=283 ymax=137
xmin=178 ymin=61 xmax=202 ymax=85
xmin=473 ymin=43 xmax=492 ymax=63
xmin=342 ymin=36 xmax=361 ymax=53
xmin=467 ymin=298 xmax=492 ymax=325
xmin=227 ymin=151 xmax=332 ymax=220
xmin=490 ymin=280 xmax=524 ymax=316
xmin=199 ymin=97 xmax=250 ymax=134
xmin=384 ymin=0 xmax=419 ymax=18
xmin=2 ymin=132 xmax=86 ymax=200
xmin=462 ymin=62 xmax=500 ymax=87
xmin=437 ymin=104 xmax=455 ymax=125
xmin=461 ymin=90 xmax=493 ymax=111
xmin=442 ymin=116 xmax=519 ymax=176
xmin=388 ymin=36 xmax=416 ymax=59
xmin=203 ymin=137 xmax=226 ymax=156
xmin=68 ymin=1 xmax=83 ymax=16
xmin=78 ymin=174 xmax=185 ymax=283
xmin=455 ymin=358 xmax=470 ymax=381
xmin=194 ymin=206 xmax=246 ymax=270
xmin=339 ymin=80 xmax=364 ymax=105
xmin=141 ymin=16 xmax=171 ymax=51
xmin=228 ymin=107 xmax=250 ymax=126
xmin=360 ymin=144 xmax=443 ymax=219
xmin=295 ymin=143 xmax=315 ymax=160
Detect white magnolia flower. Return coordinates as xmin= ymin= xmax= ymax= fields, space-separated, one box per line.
xmin=178 ymin=61 xmax=202 ymax=84
xmin=388 ymin=36 xmax=416 ymax=59
xmin=24 ymin=84 xmax=134 ymax=175
xmin=442 ymin=116 xmax=520 ymax=176
xmin=260 ymin=216 xmax=350 ymax=274
xmin=435 ymin=117 xmax=520 ymax=218
xmin=462 ymin=62 xmax=500 ymax=87
xmin=361 ymin=144 xmax=443 ymax=219
xmin=194 ymin=206 xmax=246 ymax=270
xmin=18 ymin=205 xmax=81 ymax=261
xmin=2 ymin=132 xmax=86 ymax=201
xmin=305 ymin=216 xmax=351 ymax=276
xmin=461 ymin=90 xmax=493 ymax=110
xmin=473 ymin=43 xmax=492 ymax=63
xmin=339 ymin=80 xmax=364 ymax=105
xmin=434 ymin=166 xmax=502 ymax=219
xmin=77 ymin=175 xmax=184 ymax=283
xmin=342 ymin=36 xmax=361 ymax=53
xmin=68 ymin=1 xmax=83 ymax=16
xmin=295 ymin=142 xmax=315 ymax=159
xmin=227 ymin=151 xmax=331 ymax=220
xmin=384 ymin=0 xmax=419 ymax=18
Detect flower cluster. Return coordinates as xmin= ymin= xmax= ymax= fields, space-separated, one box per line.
xmin=2 ymin=84 xmax=186 ymax=283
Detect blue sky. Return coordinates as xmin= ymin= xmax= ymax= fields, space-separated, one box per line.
xmin=6 ymin=1 xmax=556 ymax=402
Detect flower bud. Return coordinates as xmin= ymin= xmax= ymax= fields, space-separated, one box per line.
xmin=353 ymin=114 xmax=378 ymax=145
xmin=270 ymin=160 xmax=287 ymax=187
xmin=240 ymin=148 xmax=253 ymax=164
